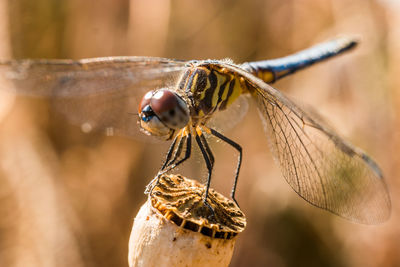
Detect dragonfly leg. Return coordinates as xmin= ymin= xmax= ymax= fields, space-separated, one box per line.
xmin=161 ymin=134 xmax=180 ymax=170
xmin=163 ymin=132 xmax=192 ymax=173
xmin=145 ymin=134 xmax=180 ymax=194
xmin=145 ymin=130 xmax=191 ymax=195
xmin=209 ymin=128 xmax=242 ymax=207
xmin=163 ymin=135 xmax=185 ymax=170
xmin=195 ymin=129 xmax=215 ymax=216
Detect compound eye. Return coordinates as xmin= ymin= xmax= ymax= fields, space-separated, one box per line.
xmin=138 ymin=91 xmax=153 ymax=113
xmin=150 ymin=89 xmax=189 ymax=129
xmin=150 ymin=90 xmax=179 ymax=115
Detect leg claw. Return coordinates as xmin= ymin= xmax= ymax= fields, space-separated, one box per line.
xmin=145 ymin=173 xmax=162 ymax=195
xmin=203 ymin=197 xmax=216 ymax=220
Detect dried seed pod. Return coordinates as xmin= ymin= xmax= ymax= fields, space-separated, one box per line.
xmin=128 ymin=174 xmax=246 ymax=267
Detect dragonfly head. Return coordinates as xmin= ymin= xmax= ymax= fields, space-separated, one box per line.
xmin=138 ymin=89 xmax=190 ymax=139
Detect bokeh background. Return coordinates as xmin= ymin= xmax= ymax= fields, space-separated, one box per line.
xmin=0 ymin=0 xmax=399 ymax=266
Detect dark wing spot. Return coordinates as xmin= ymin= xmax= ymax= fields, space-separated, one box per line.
xmin=205 ymin=242 xmax=212 ymax=249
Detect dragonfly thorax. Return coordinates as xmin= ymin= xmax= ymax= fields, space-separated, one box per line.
xmin=179 ymin=64 xmax=246 ymax=124
xmin=138 ymin=89 xmax=190 ymax=140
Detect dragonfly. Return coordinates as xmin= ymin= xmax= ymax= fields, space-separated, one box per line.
xmin=0 ymin=36 xmax=391 ymax=224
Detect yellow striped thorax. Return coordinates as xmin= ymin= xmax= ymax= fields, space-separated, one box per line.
xmin=178 ymin=61 xmax=248 ymax=124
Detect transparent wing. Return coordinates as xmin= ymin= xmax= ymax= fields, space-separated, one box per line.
xmin=207 ymin=94 xmax=249 ymax=132
xmin=221 ymin=63 xmax=391 ymax=224
xmin=0 ymin=57 xmax=188 ymax=138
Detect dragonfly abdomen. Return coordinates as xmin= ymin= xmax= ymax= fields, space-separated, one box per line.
xmin=242 ymin=36 xmax=358 ymax=84
xmin=182 ymin=65 xmax=245 ymax=122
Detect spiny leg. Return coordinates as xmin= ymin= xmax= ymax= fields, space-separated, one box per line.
xmin=156 ymin=132 xmax=192 ymax=178
xmin=145 ymin=134 xmax=181 ymax=194
xmin=163 ymin=135 xmax=185 ymax=170
xmin=209 ymin=128 xmax=242 ymax=207
xmin=200 ymin=132 xmax=216 ymax=211
xmin=194 ymin=128 xmax=215 ymax=215
xmin=162 ymin=132 xmax=192 ymax=173
xmin=146 ymin=130 xmax=191 ymax=195
xmin=161 ymin=134 xmax=180 ymax=170
xmin=199 ymin=133 xmax=215 ymax=170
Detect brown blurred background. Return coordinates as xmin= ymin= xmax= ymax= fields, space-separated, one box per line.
xmin=0 ymin=0 xmax=399 ymax=266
